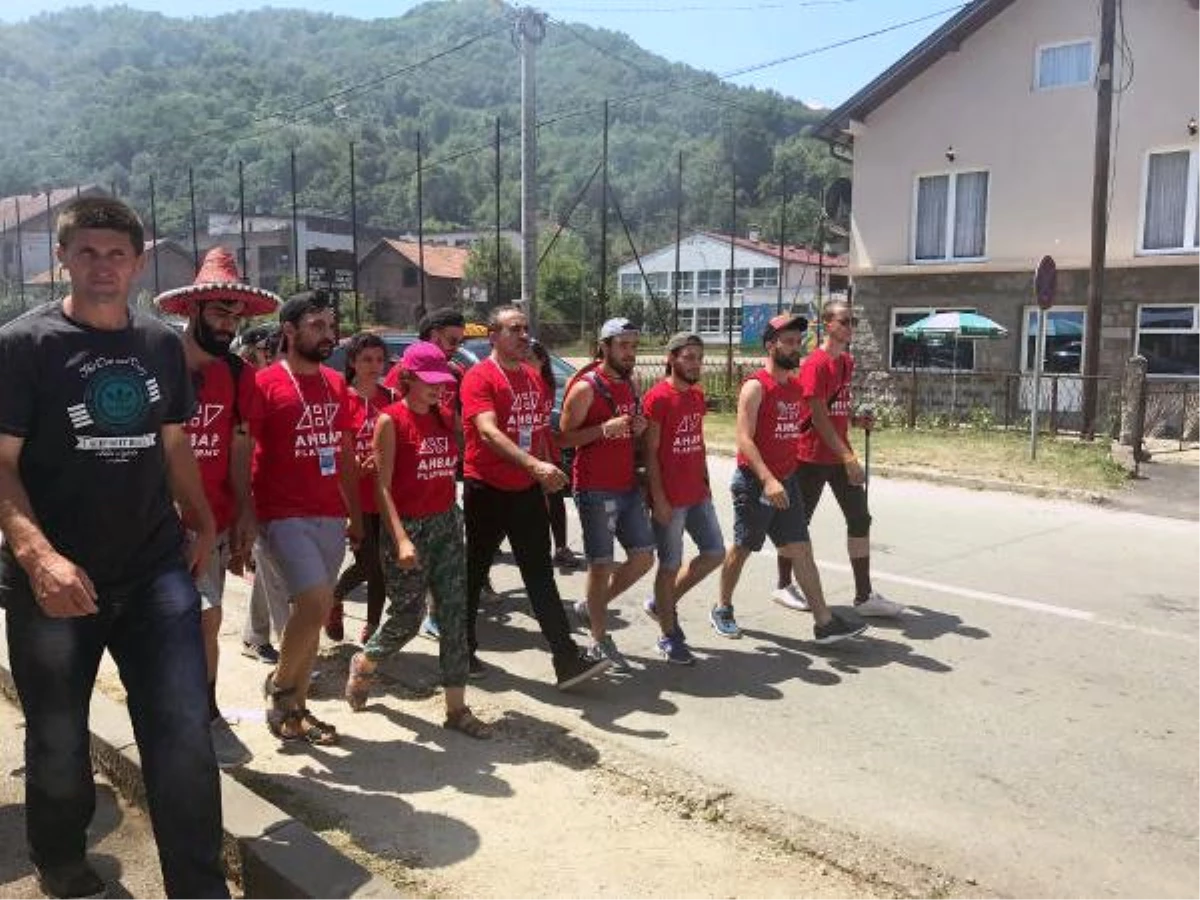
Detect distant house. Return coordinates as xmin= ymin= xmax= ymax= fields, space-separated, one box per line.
xmin=28 ymin=239 xmax=197 ymax=302
xmin=814 ymin=0 xmax=1198 ymax=383
xmin=0 ymin=185 xmax=109 ymax=287
xmin=359 ymin=239 xmax=471 ymax=327
xmin=616 ymin=230 xmax=846 ymax=341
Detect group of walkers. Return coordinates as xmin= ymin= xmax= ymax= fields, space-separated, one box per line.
xmin=0 ymin=195 xmax=902 ymax=899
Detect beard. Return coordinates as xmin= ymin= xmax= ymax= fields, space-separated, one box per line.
xmin=772 ymin=348 xmax=800 ymax=370
xmin=606 ymin=356 xmax=635 ymax=379
xmin=296 ymin=338 xmax=333 ymax=363
xmin=671 ymin=363 xmax=701 ymax=385
xmin=193 ymin=314 xmax=234 ymax=356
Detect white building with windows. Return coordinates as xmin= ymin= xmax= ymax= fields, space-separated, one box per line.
xmin=616 ymin=231 xmax=845 ymax=342
xmin=814 ymin=0 xmax=1198 ymax=384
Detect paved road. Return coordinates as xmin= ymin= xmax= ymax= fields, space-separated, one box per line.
xmin=0 ymin=699 xmax=165 ymax=899
xmin=469 ymin=456 xmax=1199 ymax=898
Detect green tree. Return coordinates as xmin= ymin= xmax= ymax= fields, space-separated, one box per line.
xmin=463 ymin=238 xmax=520 ymax=307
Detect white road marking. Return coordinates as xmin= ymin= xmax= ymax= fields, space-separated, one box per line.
xmin=817 ymin=561 xmax=1197 ymax=642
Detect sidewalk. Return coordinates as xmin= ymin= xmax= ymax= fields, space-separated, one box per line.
xmin=4 ymin=571 xmax=984 ymax=900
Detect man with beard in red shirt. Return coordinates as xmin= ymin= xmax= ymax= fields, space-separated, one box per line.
xmin=714 ymin=313 xmax=867 ymax=645
xmin=252 ymin=290 xmax=363 ymax=745
xmin=641 ymin=332 xmax=725 ymax=665
xmin=772 ymin=301 xmax=906 ymax=618
xmin=156 ymin=248 xmax=279 ymax=768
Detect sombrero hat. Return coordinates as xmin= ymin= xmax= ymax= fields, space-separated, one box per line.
xmin=155 ymin=247 xmax=281 ymax=317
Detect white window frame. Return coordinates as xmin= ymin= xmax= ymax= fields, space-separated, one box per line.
xmin=618 ymin=273 xmax=641 ymax=296
xmin=1034 ymin=38 xmax=1094 ymax=91
xmin=697 ymin=269 xmax=723 ymax=297
xmin=696 ymin=307 xmax=722 ymax=334
xmin=1135 ymin=303 xmax=1199 ymax=380
xmin=910 ymin=169 xmax=990 ymax=263
xmin=888 ymin=305 xmax=979 ymax=371
xmin=672 ymin=270 xmax=695 ymax=297
xmin=726 ymin=306 xmax=743 ymax=334
xmin=1137 ymin=146 xmax=1200 ymax=255
xmin=753 ymin=266 xmax=780 ymax=288
xmin=1020 ymin=305 xmax=1087 ymax=373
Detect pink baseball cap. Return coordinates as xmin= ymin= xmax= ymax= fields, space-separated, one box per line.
xmin=400 ymin=340 xmax=456 ymax=385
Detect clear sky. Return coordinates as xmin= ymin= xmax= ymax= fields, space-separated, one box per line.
xmin=0 ymin=0 xmax=966 ymax=108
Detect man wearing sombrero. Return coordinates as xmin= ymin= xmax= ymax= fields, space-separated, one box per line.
xmin=156 ymin=247 xmax=280 ymax=768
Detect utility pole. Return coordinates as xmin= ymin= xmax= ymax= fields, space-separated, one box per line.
xmin=515 ymin=7 xmax=546 ymax=332
xmin=599 ymin=99 xmax=610 ymax=325
xmin=1081 ymin=0 xmax=1117 ymax=439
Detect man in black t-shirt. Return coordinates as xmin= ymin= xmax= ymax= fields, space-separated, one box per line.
xmin=0 ymin=197 xmax=228 ymax=899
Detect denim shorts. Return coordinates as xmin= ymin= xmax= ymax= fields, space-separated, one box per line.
xmin=653 ymin=498 xmax=725 ymax=570
xmin=730 ymin=467 xmax=809 ymax=552
xmin=262 ymin=517 xmax=347 ymax=597
xmin=575 ymin=489 xmax=656 ymax=565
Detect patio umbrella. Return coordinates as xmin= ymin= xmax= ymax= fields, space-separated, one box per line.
xmin=903 ymin=311 xmax=1009 ymax=340
xmin=903 ymin=311 xmax=1009 ymax=420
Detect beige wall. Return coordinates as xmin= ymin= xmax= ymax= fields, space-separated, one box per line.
xmin=850 ymin=0 xmax=1199 ymax=273
xmin=359 ymin=253 xmax=460 ymax=328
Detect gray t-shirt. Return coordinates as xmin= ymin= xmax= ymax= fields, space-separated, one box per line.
xmin=0 ymin=301 xmax=193 ymax=602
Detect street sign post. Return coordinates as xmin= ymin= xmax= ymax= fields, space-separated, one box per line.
xmin=1031 ymin=256 xmax=1057 ymax=460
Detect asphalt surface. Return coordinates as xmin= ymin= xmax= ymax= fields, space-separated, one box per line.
xmin=465 ymin=456 xmax=1199 ymax=898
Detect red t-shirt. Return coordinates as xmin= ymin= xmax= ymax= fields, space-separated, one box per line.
xmin=643 ymin=379 xmax=708 ymax=508
xmin=736 ymin=370 xmax=804 ymax=481
xmin=797 ymin=348 xmax=854 ymax=465
xmin=535 ymin=373 xmax=561 ymax=465
xmin=572 ymin=369 xmax=639 ymax=492
xmin=461 ymin=358 xmax=548 ymax=492
xmin=185 ymin=357 xmax=261 ymax=533
xmin=250 ymin=362 xmax=354 ymax=522
xmin=383 ymin=401 xmax=459 ymax=519
xmin=346 ymin=385 xmax=396 ymax=515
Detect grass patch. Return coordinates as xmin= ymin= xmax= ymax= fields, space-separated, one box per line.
xmin=702 ymin=413 xmax=1127 ymax=494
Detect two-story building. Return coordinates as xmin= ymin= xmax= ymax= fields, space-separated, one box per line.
xmin=814 ymin=0 xmax=1198 ymax=388
xmin=358 ymin=239 xmax=471 ymax=327
xmin=616 ymin=230 xmax=846 ymax=342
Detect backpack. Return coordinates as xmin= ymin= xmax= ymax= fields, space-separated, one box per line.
xmin=565 ymin=361 xmax=648 ymax=488
xmin=224 ymin=352 xmax=246 ymax=426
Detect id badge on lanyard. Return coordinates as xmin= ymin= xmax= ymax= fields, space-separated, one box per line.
xmin=317 ymin=445 xmax=337 ymax=477
xmin=518 ymin=425 xmax=533 ymax=451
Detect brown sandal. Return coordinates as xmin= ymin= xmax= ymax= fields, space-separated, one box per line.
xmin=263 ymin=672 xmax=297 ymax=739
xmin=292 ymin=709 xmax=339 ymax=746
xmin=444 ymin=706 xmax=493 ymax=740
xmin=344 ymin=652 xmax=375 ymax=712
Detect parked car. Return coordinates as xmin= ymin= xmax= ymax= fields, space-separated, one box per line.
xmin=326 ymin=328 xmax=577 ymax=416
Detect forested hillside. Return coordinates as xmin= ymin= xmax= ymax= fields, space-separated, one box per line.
xmin=0 ymin=0 xmax=843 ymax=257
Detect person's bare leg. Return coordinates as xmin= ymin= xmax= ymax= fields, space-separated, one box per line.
xmin=585 ymin=563 xmax=614 ymax=641
xmin=606 ymin=550 xmax=654 ymax=604
xmin=652 ymin=566 xmax=678 ymax=633
xmin=275 ymin=586 xmax=333 ymax=704
xmin=200 ymin=607 xmax=221 ymax=683
xmin=784 ymin=542 xmax=831 ymax=626
xmin=718 ymin=545 xmax=751 ymax=608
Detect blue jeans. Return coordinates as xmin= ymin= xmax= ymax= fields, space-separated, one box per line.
xmin=575 ymin=489 xmax=656 ymax=565
xmin=5 ymin=565 xmax=228 ymax=898
xmin=652 ymin=498 xmax=726 ymax=570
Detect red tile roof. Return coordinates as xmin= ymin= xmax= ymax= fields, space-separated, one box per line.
xmin=702 ymin=231 xmax=847 ymax=268
xmin=380 ymin=239 xmax=470 ymax=280
xmin=0 ymin=185 xmax=104 ymax=230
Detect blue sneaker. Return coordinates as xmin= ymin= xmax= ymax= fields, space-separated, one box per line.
xmin=709 ymin=604 xmax=741 ymax=639
xmin=642 ymin=598 xmax=687 ymax=643
xmin=656 ymin=634 xmax=696 ymax=666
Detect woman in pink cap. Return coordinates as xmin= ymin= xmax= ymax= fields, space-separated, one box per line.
xmin=343 ymin=341 xmax=491 ymax=738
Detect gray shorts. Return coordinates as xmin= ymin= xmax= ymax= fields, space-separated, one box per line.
xmin=262 ymin=517 xmax=347 ymax=598
xmin=191 ymin=531 xmax=230 ymax=612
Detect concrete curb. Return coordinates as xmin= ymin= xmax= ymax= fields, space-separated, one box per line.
xmin=0 ymin=643 xmax=399 ymax=899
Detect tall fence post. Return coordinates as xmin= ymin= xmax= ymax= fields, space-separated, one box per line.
xmin=1119 ymin=355 xmax=1149 ymax=477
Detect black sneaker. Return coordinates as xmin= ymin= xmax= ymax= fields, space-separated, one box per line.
xmin=468 ymin=655 xmax=488 ymax=679
xmin=555 ymin=648 xmax=613 ymax=691
xmin=813 ymin=607 xmax=869 ymax=645
xmin=36 ymin=859 xmax=106 ymax=899
xmin=242 ymin=641 xmax=279 ymax=664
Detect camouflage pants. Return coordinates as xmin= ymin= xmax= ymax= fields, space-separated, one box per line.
xmin=362 ymin=505 xmax=469 ymax=688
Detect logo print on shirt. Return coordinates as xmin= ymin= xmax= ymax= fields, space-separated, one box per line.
xmin=418 ymin=436 xmax=451 ymax=455
xmin=189 ymin=404 xmax=224 ymax=430
xmin=69 ymin=360 xmax=160 ymax=458
xmin=296 ymin=403 xmax=340 ymax=431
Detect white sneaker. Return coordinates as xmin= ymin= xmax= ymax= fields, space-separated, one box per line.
xmin=854 ymin=591 xmax=907 ymax=618
xmin=771 ymin=583 xmax=810 ymax=612
xmin=572 ymin=599 xmax=590 ymax=626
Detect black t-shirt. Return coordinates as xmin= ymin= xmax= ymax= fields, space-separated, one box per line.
xmin=0 ymin=301 xmax=193 ymax=602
